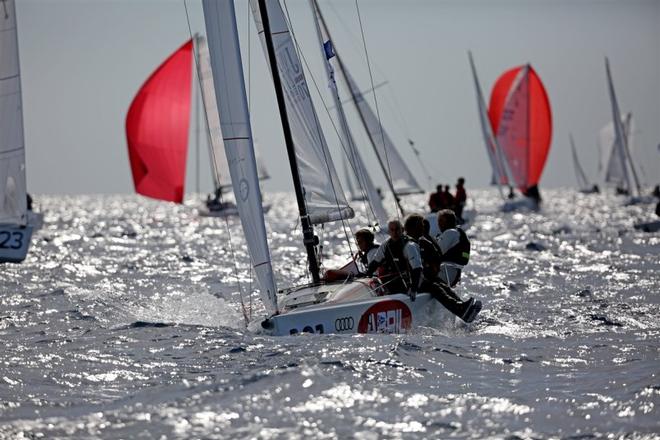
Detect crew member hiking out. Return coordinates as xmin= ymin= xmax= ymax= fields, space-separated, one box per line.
xmin=366 ymin=215 xmax=482 ymax=323
xmin=434 ymin=209 xmax=471 ymax=287
xmin=323 ymin=228 xmax=381 ymax=281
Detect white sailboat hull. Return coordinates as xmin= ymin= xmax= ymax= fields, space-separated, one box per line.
xmin=0 ymin=224 xmax=33 ymax=263
xmin=198 ymin=203 xmax=271 ymax=218
xmin=263 ymin=280 xmax=453 ymax=336
xmin=500 ymin=197 xmax=540 ymax=212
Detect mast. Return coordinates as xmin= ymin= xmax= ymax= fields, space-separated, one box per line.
xmin=257 ymin=0 xmax=321 ymax=283
xmin=193 ymin=34 xmax=201 ymax=196
xmin=314 ymin=5 xmax=405 ymax=217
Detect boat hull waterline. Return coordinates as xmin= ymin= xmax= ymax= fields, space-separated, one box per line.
xmin=263 ymin=283 xmax=453 ymax=336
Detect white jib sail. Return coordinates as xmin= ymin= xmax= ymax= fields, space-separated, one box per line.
xmin=309 ymin=0 xmax=388 ymax=230
xmin=495 ymin=65 xmax=531 ymax=190
xmin=570 ymin=134 xmax=590 ymax=190
xmin=0 ymin=0 xmax=27 ymax=226
xmin=202 ymin=0 xmax=278 ymax=315
xmin=197 ymin=36 xmax=270 ymax=192
xmin=604 ymin=57 xmax=634 ymax=195
xmin=341 ymin=64 xmax=422 ymax=196
xmin=249 ymin=0 xmax=353 ymax=225
xmin=468 ymin=52 xmax=510 ymax=197
xmin=599 ymin=114 xmax=631 ymax=187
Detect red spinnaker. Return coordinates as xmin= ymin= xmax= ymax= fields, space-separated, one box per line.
xmin=126 ymin=40 xmax=193 ymax=203
xmin=488 ymin=65 xmax=552 ymax=191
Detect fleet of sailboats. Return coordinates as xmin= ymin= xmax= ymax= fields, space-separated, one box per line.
xmin=4 ymin=1 xmax=657 ymax=328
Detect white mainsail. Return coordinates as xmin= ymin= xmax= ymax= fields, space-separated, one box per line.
xmin=249 ymin=0 xmax=353 ymax=225
xmin=468 ymin=52 xmax=511 ymax=198
xmin=202 ymin=0 xmax=278 ymax=314
xmin=598 ymin=114 xmax=631 ymax=187
xmin=0 ymin=0 xmax=27 ymax=226
xmin=570 ymin=134 xmax=590 ymax=191
xmin=309 ymin=0 xmax=388 ymax=229
xmin=340 ymin=62 xmax=423 ymax=196
xmin=495 ymin=65 xmax=530 ymax=190
xmin=604 ymin=57 xmax=640 ymax=196
xmin=196 ymin=36 xmax=270 ymax=192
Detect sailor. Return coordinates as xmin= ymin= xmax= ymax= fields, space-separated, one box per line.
xmin=367 ymin=215 xmax=481 ymax=323
xmin=443 ymin=185 xmax=455 ymax=211
xmin=454 ymin=177 xmax=467 ymax=223
xmin=428 ymin=185 xmax=443 ymax=212
xmin=323 ymin=228 xmax=380 ymax=281
xmin=354 ymin=228 xmax=380 ymax=272
xmin=523 ymin=185 xmax=542 ymax=203
xmin=434 ymin=209 xmax=471 ymax=287
xmin=26 ymin=193 xmax=33 ymax=211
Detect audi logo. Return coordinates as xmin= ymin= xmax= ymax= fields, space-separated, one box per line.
xmin=334 ymin=317 xmax=354 ymax=332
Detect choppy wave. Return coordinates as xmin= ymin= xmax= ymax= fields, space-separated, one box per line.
xmin=1 ymin=190 xmax=659 ymax=439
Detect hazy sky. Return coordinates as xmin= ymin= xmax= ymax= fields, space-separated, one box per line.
xmin=16 ymin=0 xmax=660 ymax=196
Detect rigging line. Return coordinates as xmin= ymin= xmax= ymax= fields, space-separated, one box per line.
xmin=184 ymin=0 xmax=249 ymax=326
xmin=354 ymin=0 xmax=401 ymax=221
xmin=282 ymin=0 xmax=358 ymax=261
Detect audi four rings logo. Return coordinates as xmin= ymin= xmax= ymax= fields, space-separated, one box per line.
xmin=334 ymin=317 xmax=354 ymax=331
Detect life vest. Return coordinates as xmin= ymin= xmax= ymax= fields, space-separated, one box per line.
xmin=441 ymin=227 xmax=470 ymax=266
xmin=358 ymin=243 xmax=380 ymax=267
xmin=417 ymin=235 xmax=441 ymax=279
xmin=381 ymin=236 xmax=412 ymax=280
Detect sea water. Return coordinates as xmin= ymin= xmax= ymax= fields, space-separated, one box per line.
xmin=1 ymin=190 xmax=658 ymax=439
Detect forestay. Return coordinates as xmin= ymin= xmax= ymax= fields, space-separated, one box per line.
xmin=0 ymin=0 xmax=27 ymax=225
xmin=249 ymin=0 xmax=353 ymax=225
xmin=202 ymin=0 xmax=278 ymax=314
xmin=310 ymin=0 xmax=388 ymax=229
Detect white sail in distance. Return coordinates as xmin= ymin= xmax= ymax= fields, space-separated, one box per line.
xmin=468 ymin=51 xmax=510 ymax=198
xmin=0 ymin=0 xmax=27 ymax=225
xmin=569 ymin=134 xmax=590 ymax=191
xmin=598 ymin=114 xmax=632 ymax=187
xmin=604 ymin=57 xmax=638 ymax=196
xmin=202 ymin=0 xmax=278 ymax=315
xmin=309 ymin=0 xmax=388 ymax=230
xmin=249 ymin=0 xmax=353 ymax=225
xmin=196 ymin=36 xmax=270 ymax=192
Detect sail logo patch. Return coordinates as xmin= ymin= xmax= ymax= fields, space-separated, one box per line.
xmin=357 ymin=300 xmax=412 ymax=334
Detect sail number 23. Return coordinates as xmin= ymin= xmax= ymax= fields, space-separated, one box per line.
xmin=0 ymin=230 xmax=25 ymax=250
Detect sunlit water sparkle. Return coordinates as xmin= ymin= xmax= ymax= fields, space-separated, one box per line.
xmin=1 ymin=190 xmax=658 ymax=439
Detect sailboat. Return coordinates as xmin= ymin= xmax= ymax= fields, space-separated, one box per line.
xmin=201 ymin=0 xmax=453 ymax=335
xmin=570 ymin=134 xmax=599 ymax=194
xmin=472 ymin=57 xmax=552 ymax=211
xmin=1 ymin=0 xmax=36 ymax=263
xmin=125 ymin=36 xmax=270 ymax=215
xmin=601 ymin=59 xmax=651 ymax=205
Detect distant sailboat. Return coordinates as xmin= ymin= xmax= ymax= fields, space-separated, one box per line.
xmin=201 ymin=0 xmax=459 ymax=335
xmin=1 ymin=0 xmax=36 ymax=263
xmin=569 ymin=134 xmax=599 ymax=194
xmin=488 ymin=63 xmax=552 ymax=210
xmin=125 ymin=37 xmax=270 ymax=215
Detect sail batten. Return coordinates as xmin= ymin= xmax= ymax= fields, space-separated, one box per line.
xmin=202 ymin=0 xmax=278 ymax=314
xmin=0 ymin=0 xmax=27 ymax=225
xmin=250 ymin=0 xmax=353 ymax=226
xmin=125 ymin=40 xmax=192 ymax=204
